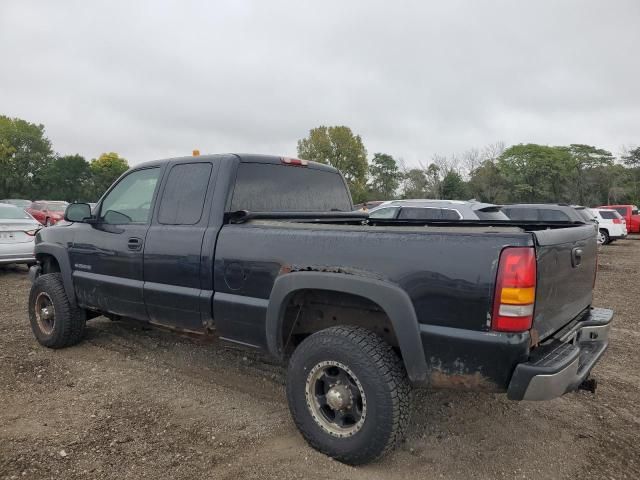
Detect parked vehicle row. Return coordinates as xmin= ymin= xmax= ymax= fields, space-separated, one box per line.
xmin=0 ymin=203 xmax=40 ymax=266
xmin=0 ymin=200 xmax=70 ymax=226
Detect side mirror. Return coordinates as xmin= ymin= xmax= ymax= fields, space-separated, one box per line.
xmin=65 ymin=203 xmax=92 ymax=223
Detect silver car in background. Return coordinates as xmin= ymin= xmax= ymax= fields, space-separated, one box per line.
xmin=0 ymin=204 xmax=41 ymax=266
xmin=368 ymin=199 xmax=509 ymax=220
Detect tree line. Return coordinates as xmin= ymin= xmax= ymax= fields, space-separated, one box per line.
xmin=2 ymin=115 xmax=639 ymax=207
xmin=298 ymin=125 xmax=640 ymax=206
xmin=0 ymin=115 xmax=128 ymax=202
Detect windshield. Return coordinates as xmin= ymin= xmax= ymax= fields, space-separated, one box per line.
xmin=0 ymin=204 xmax=33 ymax=220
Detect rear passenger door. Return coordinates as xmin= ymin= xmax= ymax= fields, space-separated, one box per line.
xmin=143 ymin=161 xmax=219 ymax=332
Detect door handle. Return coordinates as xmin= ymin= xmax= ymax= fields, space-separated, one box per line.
xmin=127 ymin=237 xmax=143 ymax=251
xmin=571 ymin=247 xmax=583 ymax=267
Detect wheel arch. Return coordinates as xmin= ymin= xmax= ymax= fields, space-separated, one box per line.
xmin=35 ymin=243 xmax=76 ymax=303
xmin=266 ymin=271 xmax=427 ymax=383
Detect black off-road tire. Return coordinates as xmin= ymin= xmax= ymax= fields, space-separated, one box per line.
xmin=28 ymin=273 xmax=86 ymax=348
xmin=600 ymin=229 xmax=611 ymax=245
xmin=286 ymin=326 xmax=411 ymax=465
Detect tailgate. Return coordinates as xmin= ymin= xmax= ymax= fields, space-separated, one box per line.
xmin=533 ymin=225 xmax=598 ymax=340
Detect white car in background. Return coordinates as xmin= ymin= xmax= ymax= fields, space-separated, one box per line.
xmin=0 ymin=204 xmax=41 ymax=266
xmin=590 ymin=208 xmax=627 ymax=245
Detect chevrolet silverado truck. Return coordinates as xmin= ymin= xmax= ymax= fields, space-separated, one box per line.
xmin=27 ymin=153 xmax=612 ymax=465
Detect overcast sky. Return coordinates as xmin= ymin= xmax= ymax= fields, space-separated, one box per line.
xmin=1 ymin=0 xmax=639 ymax=167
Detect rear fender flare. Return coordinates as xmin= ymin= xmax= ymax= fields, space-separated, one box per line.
xmin=266 ymin=271 xmax=427 ymax=383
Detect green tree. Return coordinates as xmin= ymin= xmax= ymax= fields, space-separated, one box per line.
xmin=368 ymin=153 xmax=400 ymax=200
xmin=565 ymin=144 xmax=614 ymax=205
xmin=467 ymin=160 xmax=507 ymax=203
xmin=89 ymin=152 xmax=129 ymax=200
xmin=401 ymin=168 xmax=429 ymax=199
xmin=297 ymin=126 xmax=368 ymax=203
xmin=40 ymin=154 xmax=92 ymax=201
xmin=0 ymin=115 xmax=53 ymax=198
xmin=497 ymin=144 xmax=573 ymax=203
xmin=622 ymin=146 xmax=640 ymax=203
xmin=441 ymin=170 xmax=468 ymax=200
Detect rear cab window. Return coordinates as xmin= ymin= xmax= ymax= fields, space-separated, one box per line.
xmin=231 ymin=163 xmax=352 ymax=212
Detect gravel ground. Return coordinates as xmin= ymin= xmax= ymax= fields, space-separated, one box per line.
xmin=1 ymin=239 xmax=639 ymax=479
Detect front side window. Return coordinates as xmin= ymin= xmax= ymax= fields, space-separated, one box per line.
xmin=368 ymin=207 xmax=399 ymax=219
xmin=100 ymin=168 xmax=160 ymax=224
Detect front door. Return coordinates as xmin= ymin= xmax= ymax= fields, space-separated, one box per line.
xmin=69 ymin=166 xmax=163 ymax=320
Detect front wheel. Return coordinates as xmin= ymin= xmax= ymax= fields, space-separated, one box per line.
xmin=28 ymin=273 xmax=86 ymax=348
xmin=286 ymin=326 xmax=411 ymax=465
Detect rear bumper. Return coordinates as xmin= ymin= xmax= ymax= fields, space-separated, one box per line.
xmin=507 ymin=307 xmax=613 ymax=401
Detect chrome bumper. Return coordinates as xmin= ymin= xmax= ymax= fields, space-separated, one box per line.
xmin=507 ymin=307 xmax=613 ymax=401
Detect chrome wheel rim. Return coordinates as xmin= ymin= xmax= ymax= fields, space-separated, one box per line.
xmin=35 ymin=292 xmax=55 ymax=334
xmin=305 ymin=360 xmax=367 ymax=438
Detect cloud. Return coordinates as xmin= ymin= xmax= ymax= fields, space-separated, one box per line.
xmin=1 ymin=0 xmax=638 ymax=166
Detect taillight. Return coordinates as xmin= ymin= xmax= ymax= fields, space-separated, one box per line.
xmin=492 ymin=247 xmax=536 ymax=332
xmin=24 ymin=229 xmax=39 ymax=236
xmin=613 ymin=218 xmax=622 ymax=224
xmin=281 ymin=157 xmax=308 ymax=166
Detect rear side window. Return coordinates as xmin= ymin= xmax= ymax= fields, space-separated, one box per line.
xmin=369 ymin=207 xmax=399 ymax=219
xmin=575 ymin=209 xmax=595 ymax=222
xmin=503 ymin=208 xmax=538 ymax=221
xmin=398 ymin=207 xmax=461 ymax=220
xmin=231 ymin=163 xmax=352 ymax=212
xmin=158 ymin=163 xmax=212 ymax=225
xmin=539 ymin=209 xmax=571 ymax=222
xmin=599 ymin=210 xmax=618 ymax=220
xmin=475 ymin=208 xmax=509 ymax=220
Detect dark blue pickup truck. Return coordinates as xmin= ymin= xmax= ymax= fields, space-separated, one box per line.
xmin=27 ymin=153 xmax=612 ymax=464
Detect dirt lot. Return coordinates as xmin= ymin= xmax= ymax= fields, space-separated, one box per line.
xmin=1 ymin=240 xmax=639 ymax=480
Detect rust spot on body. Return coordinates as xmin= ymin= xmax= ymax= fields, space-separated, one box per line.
xmin=430 ymin=370 xmax=497 ymax=391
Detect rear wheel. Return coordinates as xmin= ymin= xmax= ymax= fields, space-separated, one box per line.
xmin=28 ymin=273 xmax=86 ymax=348
xmin=599 ymin=229 xmax=610 ymax=245
xmin=286 ymin=326 xmax=410 ymax=465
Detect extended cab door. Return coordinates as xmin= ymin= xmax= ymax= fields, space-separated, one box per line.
xmin=69 ymin=166 xmax=163 ymax=320
xmin=143 ymin=160 xmax=219 ymax=332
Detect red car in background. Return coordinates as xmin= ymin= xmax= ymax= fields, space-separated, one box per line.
xmin=27 ymin=201 xmax=69 ymax=226
xmin=598 ymin=204 xmax=640 ymax=233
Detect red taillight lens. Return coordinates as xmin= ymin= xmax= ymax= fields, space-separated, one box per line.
xmin=492 ymin=247 xmax=536 ymax=332
xmin=281 ymin=157 xmax=308 ymax=166
xmin=613 ymin=218 xmax=622 ymax=224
